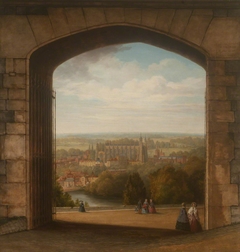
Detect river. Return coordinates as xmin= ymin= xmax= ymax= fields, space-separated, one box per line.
xmin=68 ymin=190 xmax=123 ymax=207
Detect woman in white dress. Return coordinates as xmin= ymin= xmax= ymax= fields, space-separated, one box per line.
xmin=187 ymin=202 xmax=202 ymax=233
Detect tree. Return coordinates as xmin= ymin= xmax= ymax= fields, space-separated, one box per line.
xmin=53 ymin=181 xmax=75 ymax=207
xmin=123 ymin=172 xmax=146 ymax=205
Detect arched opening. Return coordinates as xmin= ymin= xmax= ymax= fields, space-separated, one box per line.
xmin=29 ymin=25 xmax=207 ymax=229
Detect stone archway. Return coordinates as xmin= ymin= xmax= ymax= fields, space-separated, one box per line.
xmin=0 ymin=3 xmax=240 ymax=231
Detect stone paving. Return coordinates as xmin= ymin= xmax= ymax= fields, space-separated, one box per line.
xmin=0 ymin=209 xmax=239 ymax=252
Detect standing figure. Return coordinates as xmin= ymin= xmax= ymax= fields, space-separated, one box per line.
xmin=175 ymin=203 xmax=190 ymax=231
xmin=187 ymin=202 xmax=202 ymax=233
xmin=142 ymin=199 xmax=149 ymax=214
xmin=135 ymin=199 xmax=142 ymax=214
xmin=149 ymin=199 xmax=157 ymax=214
xmin=79 ymin=201 xmax=86 ymax=212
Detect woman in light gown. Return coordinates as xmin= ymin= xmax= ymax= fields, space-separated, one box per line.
xmin=149 ymin=199 xmax=157 ymax=214
xmin=187 ymin=202 xmax=202 ymax=233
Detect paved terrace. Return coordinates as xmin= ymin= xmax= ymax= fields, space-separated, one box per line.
xmin=0 ymin=208 xmax=239 ymax=251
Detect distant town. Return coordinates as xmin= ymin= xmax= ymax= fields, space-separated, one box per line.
xmin=56 ymin=133 xmax=205 ymax=192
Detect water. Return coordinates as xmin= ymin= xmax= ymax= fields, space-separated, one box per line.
xmin=68 ymin=190 xmax=123 ymax=207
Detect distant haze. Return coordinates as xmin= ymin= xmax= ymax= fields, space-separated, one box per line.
xmin=53 ymin=43 xmax=206 ymax=135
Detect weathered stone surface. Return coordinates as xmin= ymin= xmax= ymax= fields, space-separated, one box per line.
xmin=6 ymin=123 xmax=25 ymax=134
xmin=229 ymin=123 xmax=240 ymax=133
xmin=208 ymin=122 xmax=228 ymax=133
xmin=14 ymin=59 xmax=26 ymax=74
xmin=125 ymin=8 xmax=141 ymax=25
xmin=207 ymin=86 xmax=227 ymax=100
xmin=235 ymin=133 xmax=240 ymax=148
xmin=64 ymin=8 xmax=86 ymax=32
xmin=83 ymin=8 xmax=106 ymax=27
xmin=231 ymin=206 xmax=240 ymax=223
xmin=8 ymin=206 xmax=26 ymax=217
xmin=0 ymin=74 xmax=3 ymax=87
xmin=170 ymin=9 xmax=192 ymax=37
xmin=155 ymin=9 xmax=175 ymax=33
xmin=209 ymin=133 xmax=234 ymax=160
xmin=234 ymin=149 xmax=240 ymax=160
xmin=0 ymin=111 xmax=15 ymax=123
xmin=0 ymin=100 xmax=6 ymax=110
xmin=207 ymin=60 xmax=225 ymax=75
xmin=6 ymin=160 xmax=26 ymax=183
xmin=0 ymin=175 xmax=6 ymax=183
xmin=213 ymin=9 xmax=228 ymax=17
xmin=209 ymin=110 xmax=234 ymax=122
xmin=0 ymin=59 xmax=5 ymax=73
xmin=202 ymin=18 xmax=240 ymax=58
xmin=226 ymin=60 xmax=240 ymax=73
xmin=207 ymin=206 xmax=231 ymax=228
xmin=0 ymin=16 xmax=37 ymax=58
xmin=6 ymin=58 xmax=14 ymax=73
xmin=207 ymin=101 xmax=231 ymax=111
xmin=208 ymin=160 xmax=230 ymax=185
xmin=0 ymin=205 xmax=8 ymax=218
xmin=0 ymin=88 xmax=8 ymax=99
xmin=28 ymin=15 xmax=55 ymax=45
xmin=0 ymin=183 xmax=26 ymax=205
xmin=105 ymin=8 xmax=125 ymax=23
xmin=8 ymin=89 xmax=25 ymax=100
xmin=183 ymin=14 xmax=212 ymax=46
xmin=228 ymin=9 xmax=240 ymax=17
xmin=230 ymin=160 xmax=240 ymax=174
xmin=47 ymin=8 xmax=70 ymax=38
xmin=7 ymin=100 xmax=25 ymax=111
xmin=227 ymin=87 xmax=240 ymax=100
xmin=207 ymin=76 xmax=236 ymax=86
xmin=141 ymin=9 xmax=158 ymax=28
xmin=230 ymin=173 xmax=239 ymax=184
xmin=3 ymin=74 xmax=25 ymax=88
xmin=1 ymin=135 xmax=25 ymax=159
xmin=0 ymin=123 xmax=5 ymax=134
xmin=0 ymin=160 xmax=6 ymax=175
xmin=14 ymin=111 xmax=26 ymax=123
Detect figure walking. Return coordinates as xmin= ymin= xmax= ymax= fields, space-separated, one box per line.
xmin=149 ymin=199 xmax=157 ymax=214
xmin=79 ymin=200 xmax=86 ymax=212
xmin=142 ymin=199 xmax=149 ymax=214
xmin=175 ymin=203 xmax=190 ymax=231
xmin=187 ymin=202 xmax=202 ymax=233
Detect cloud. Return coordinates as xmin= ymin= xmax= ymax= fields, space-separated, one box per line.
xmin=53 ymin=44 xmax=205 ymax=134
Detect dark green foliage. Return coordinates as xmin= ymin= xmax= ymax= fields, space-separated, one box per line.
xmin=188 ymin=169 xmax=205 ymax=203
xmin=53 ymin=181 xmax=75 ymax=207
xmin=123 ymin=172 xmax=146 ymax=205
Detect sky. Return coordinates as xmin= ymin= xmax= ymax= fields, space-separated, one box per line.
xmin=53 ymin=42 xmax=206 ymax=135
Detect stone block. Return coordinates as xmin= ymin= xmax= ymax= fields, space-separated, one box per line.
xmin=28 ymin=15 xmax=55 ymax=45
xmin=230 ymin=160 xmax=240 ymax=174
xmin=202 ymin=18 xmax=240 ymax=58
xmin=83 ymin=8 xmax=106 ymax=27
xmin=0 ymin=100 xmax=6 ymax=110
xmin=207 ymin=206 xmax=231 ymax=228
xmin=231 ymin=206 xmax=240 ymax=223
xmin=0 ymin=89 xmax=7 ymax=99
xmin=0 ymin=16 xmax=37 ymax=58
xmin=47 ymin=8 xmax=70 ymax=37
xmin=6 ymin=160 xmax=26 ymax=183
xmin=0 ymin=205 xmax=8 ymax=217
xmin=104 ymin=8 xmax=124 ymax=23
xmin=0 ymin=123 xmax=5 ymax=135
xmin=64 ymin=8 xmax=86 ymax=32
xmin=0 ymin=74 xmax=3 ymax=87
xmin=207 ymin=76 xmax=236 ymax=87
xmin=6 ymin=59 xmax=14 ymax=73
xmin=183 ymin=14 xmax=212 ymax=46
xmin=226 ymin=60 xmax=240 ymax=74
xmin=207 ymin=86 xmax=227 ymax=100
xmin=230 ymin=173 xmax=239 ymax=184
xmin=234 ymin=133 xmax=240 ymax=148
xmin=229 ymin=123 xmax=240 ymax=133
xmin=0 ymin=111 xmax=15 ymax=123
xmin=8 ymin=206 xmax=26 ymax=218
xmin=227 ymin=86 xmax=240 ymax=100
xmin=3 ymin=74 xmax=25 ymax=88
xmin=125 ymin=8 xmax=141 ymax=25
xmin=209 ymin=160 xmax=230 ymax=185
xmin=0 ymin=183 xmax=26 ymax=206
xmin=155 ymin=9 xmax=175 ymax=33
xmin=141 ymin=9 xmax=158 ymax=28
xmin=0 ymin=59 xmax=5 ymax=73
xmin=0 ymin=175 xmax=6 ymax=183
xmin=209 ymin=133 xmax=234 ymax=160
xmin=208 ymin=122 xmax=228 ymax=133
xmin=234 ymin=149 xmax=240 ymax=160
xmin=14 ymin=111 xmax=26 ymax=123
xmin=14 ymin=59 xmax=26 ymax=74
xmin=228 ymin=9 xmax=240 ymax=17
xmin=0 ymin=160 xmax=6 ymax=175
xmin=207 ymin=60 xmax=225 ymax=76
xmin=7 ymin=100 xmax=25 ymax=111
xmin=207 ymin=101 xmax=231 ymax=111
xmin=213 ymin=9 xmax=228 ymax=17
xmin=6 ymin=123 xmax=25 ymax=135
xmin=8 ymin=89 xmax=25 ymax=100
xmin=170 ymin=9 xmax=192 ymax=37
xmin=192 ymin=9 xmax=213 ymax=17
xmin=209 ymin=111 xmax=234 ymax=123
xmin=1 ymin=135 xmax=25 ymax=159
